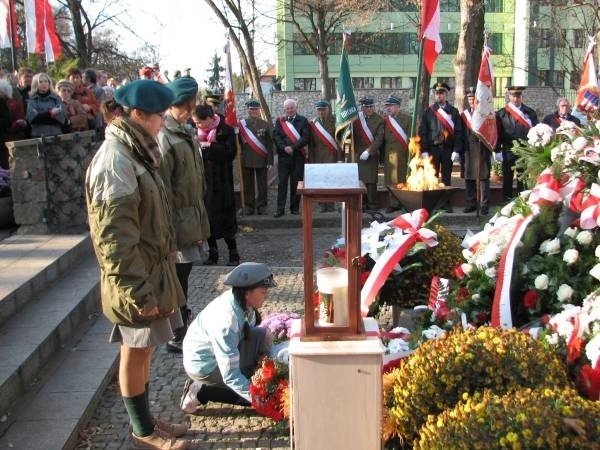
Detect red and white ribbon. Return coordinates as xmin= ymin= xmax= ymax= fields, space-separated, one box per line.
xmin=238 ymin=119 xmax=268 ymax=158
xmin=360 ymin=209 xmax=437 ymax=315
xmin=529 ymin=168 xmax=564 ymax=206
xmin=356 ymin=111 xmax=374 ymax=145
xmin=384 ymin=115 xmax=408 ymax=147
xmin=461 ymin=109 xmax=473 ymax=130
xmin=505 ymin=103 xmax=532 ymax=128
xmin=309 ymin=119 xmax=338 ymax=156
xmin=279 ymin=117 xmax=308 ymax=160
xmin=579 ymin=183 xmax=600 ymax=229
xmin=431 ymin=104 xmax=455 ymax=135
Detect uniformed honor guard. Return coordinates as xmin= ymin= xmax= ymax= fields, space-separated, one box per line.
xmin=495 ymin=86 xmax=538 ymax=200
xmin=309 ymin=100 xmax=341 ymax=212
xmin=238 ymin=100 xmax=274 ymax=215
xmin=352 ymin=97 xmax=384 ymax=212
xmin=382 ymin=95 xmax=410 ymax=213
xmin=418 ymin=82 xmax=463 ymax=195
xmin=459 ymin=87 xmax=492 ymax=215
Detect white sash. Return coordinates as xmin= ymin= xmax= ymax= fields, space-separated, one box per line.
xmin=385 ymin=115 xmax=408 ymax=147
xmin=432 ymin=105 xmax=455 ymax=132
xmin=506 ymin=103 xmax=532 ymax=128
xmin=238 ymin=119 xmax=268 ymax=157
xmin=310 ymin=119 xmax=338 ymax=154
xmin=280 ymin=118 xmax=302 ymax=143
xmin=357 ymin=111 xmax=374 ymax=144
xmin=461 ymin=109 xmax=473 ymax=129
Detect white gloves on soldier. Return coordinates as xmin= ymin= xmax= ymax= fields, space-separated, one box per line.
xmin=451 ymin=152 xmax=460 ymax=162
xmin=360 ymin=150 xmax=370 ymax=161
xmin=494 ymin=152 xmax=503 ymax=162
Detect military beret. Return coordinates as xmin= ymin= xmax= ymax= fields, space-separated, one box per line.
xmin=465 ymin=86 xmax=476 ymax=97
xmin=507 ymin=86 xmax=525 ymax=95
xmin=384 ymin=95 xmax=401 ymax=106
xmin=115 ymin=79 xmax=174 ymax=113
xmin=315 ymin=100 xmax=330 ymax=109
xmin=359 ymin=97 xmax=375 ymax=106
xmin=245 ymin=99 xmax=261 ymax=109
xmin=167 ymin=77 xmax=198 ymax=105
xmin=433 ymin=82 xmax=451 ymax=92
xmin=224 ymin=262 xmax=277 ymax=288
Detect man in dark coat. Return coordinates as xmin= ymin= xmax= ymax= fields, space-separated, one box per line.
xmin=273 ymin=98 xmax=310 ymax=217
xmin=542 ymin=97 xmax=581 ymax=130
xmin=239 ymin=99 xmax=274 ymax=215
xmin=459 ymin=87 xmax=493 ymax=215
xmin=382 ymin=95 xmax=410 ymax=213
xmin=495 ymin=86 xmax=538 ymax=200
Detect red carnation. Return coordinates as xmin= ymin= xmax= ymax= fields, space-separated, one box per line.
xmin=523 ymin=290 xmax=538 ymax=309
xmin=452 ymin=265 xmax=465 ymax=280
xmin=577 ymin=362 xmax=600 ymax=401
xmin=262 ymin=360 xmax=277 ymax=382
xmin=456 ymin=287 xmax=470 ymax=303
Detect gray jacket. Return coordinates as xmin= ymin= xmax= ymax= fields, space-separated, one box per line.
xmin=26 ymin=92 xmax=68 ymax=137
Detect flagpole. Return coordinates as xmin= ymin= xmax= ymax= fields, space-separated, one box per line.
xmin=476 ymin=141 xmax=481 ymax=218
xmin=410 ymin=31 xmax=425 ymax=138
xmin=7 ymin=0 xmax=17 ymax=71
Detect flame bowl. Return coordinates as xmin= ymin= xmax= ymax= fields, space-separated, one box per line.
xmin=387 ymin=185 xmax=460 ymax=214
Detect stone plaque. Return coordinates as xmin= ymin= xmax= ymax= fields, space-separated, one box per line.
xmin=303 ymin=163 xmax=360 ymax=189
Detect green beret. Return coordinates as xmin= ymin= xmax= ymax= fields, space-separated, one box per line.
xmin=167 ymin=77 xmax=198 ymax=104
xmin=384 ymin=95 xmax=401 ymax=106
xmin=245 ymin=99 xmax=261 ymax=108
xmin=315 ymin=100 xmax=330 ymax=109
xmin=115 ymin=80 xmax=174 ymax=113
xmin=224 ymin=262 xmax=277 ymax=288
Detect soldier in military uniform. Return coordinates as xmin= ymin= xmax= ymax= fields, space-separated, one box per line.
xmin=352 ymin=97 xmax=384 ymax=211
xmin=495 ymin=86 xmax=538 ymax=200
xmin=458 ymin=87 xmax=492 ymax=215
xmin=418 ymin=82 xmax=463 ymax=195
xmin=309 ymin=100 xmax=341 ymax=212
xmin=238 ymin=100 xmax=274 ymax=215
xmin=382 ymin=95 xmax=410 ymax=213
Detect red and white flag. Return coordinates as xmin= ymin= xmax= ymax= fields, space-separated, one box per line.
xmin=420 ymin=0 xmax=442 ymax=75
xmin=24 ymin=0 xmax=62 ymax=62
xmin=472 ymin=45 xmax=498 ymax=151
xmin=0 ymin=0 xmax=20 ymax=49
xmin=223 ymin=38 xmax=238 ymax=129
xmin=575 ymin=37 xmax=599 ymax=112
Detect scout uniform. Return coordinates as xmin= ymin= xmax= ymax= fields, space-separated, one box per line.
xmin=382 ymin=95 xmax=410 ymax=212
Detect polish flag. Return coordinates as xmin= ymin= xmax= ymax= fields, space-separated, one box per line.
xmin=472 ymin=45 xmax=498 ymax=151
xmin=24 ymin=0 xmax=62 ymax=62
xmin=223 ymin=39 xmax=238 ymax=129
xmin=575 ymin=37 xmax=599 ymax=112
xmin=0 ymin=0 xmax=20 ymax=49
xmin=420 ymin=0 xmax=442 ymax=75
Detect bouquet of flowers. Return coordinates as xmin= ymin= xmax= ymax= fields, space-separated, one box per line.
xmin=249 ymin=356 xmax=289 ymax=422
xmin=259 ymin=312 xmax=301 ymax=343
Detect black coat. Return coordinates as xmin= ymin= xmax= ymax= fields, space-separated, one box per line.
xmin=273 ymin=114 xmax=311 ymax=160
xmin=418 ymin=103 xmax=463 ymax=153
xmin=495 ymin=104 xmax=538 ymax=152
xmin=542 ymin=112 xmax=581 ymax=131
xmin=201 ymin=116 xmax=237 ymax=239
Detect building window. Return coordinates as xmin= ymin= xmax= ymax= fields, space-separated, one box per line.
xmin=488 ymin=34 xmax=503 ymax=54
xmin=328 ymin=34 xmax=342 ymax=55
xmin=352 ymin=77 xmax=374 ymax=89
xmin=294 ymin=78 xmax=316 ymax=91
xmin=440 ymin=33 xmax=459 ymax=54
xmin=440 ymin=0 xmax=459 ymax=12
xmin=328 ymin=78 xmax=338 ymax=94
xmin=383 ymin=0 xmax=418 ymax=12
xmin=484 ymin=0 xmax=504 ymax=12
xmin=570 ymin=71 xmax=581 ymax=90
xmin=381 ymin=77 xmax=402 ymax=89
xmin=537 ymin=70 xmax=565 ymax=88
xmin=293 ymin=34 xmax=313 ymax=55
xmin=573 ymin=29 xmax=588 ymax=48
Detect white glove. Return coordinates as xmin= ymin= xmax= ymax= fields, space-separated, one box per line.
xmin=494 ymin=152 xmax=503 ymax=162
xmin=451 ymin=152 xmax=460 ymax=162
xmin=360 ymin=150 xmax=370 ymax=161
xmin=421 ymin=152 xmax=429 ymax=158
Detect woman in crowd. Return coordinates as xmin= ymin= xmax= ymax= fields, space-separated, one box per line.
xmin=85 ymin=79 xmax=189 ymax=450
xmin=56 ymin=79 xmax=89 ymax=132
xmin=157 ymin=77 xmax=210 ymax=354
xmin=67 ymin=68 xmax=99 ymax=130
xmin=180 ymin=262 xmax=274 ymax=412
xmin=26 ymin=73 xmax=68 ymax=137
xmin=192 ymin=104 xmax=240 ymax=266
xmin=100 ymin=99 xmax=123 ymax=124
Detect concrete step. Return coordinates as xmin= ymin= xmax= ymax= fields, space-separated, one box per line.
xmin=0 ymin=234 xmax=92 ymax=327
xmin=0 ymin=315 xmax=118 ymax=450
xmin=0 ymin=252 xmax=101 ymax=418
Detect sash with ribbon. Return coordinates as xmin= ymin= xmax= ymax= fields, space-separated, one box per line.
xmin=384 ymin=115 xmax=408 ymax=147
xmin=579 ymin=183 xmax=600 ymax=229
xmin=505 ymin=103 xmax=532 ymax=128
xmin=279 ymin=117 xmax=308 ymax=160
xmin=360 ymin=209 xmax=438 ymax=315
xmin=356 ymin=111 xmax=375 ymax=145
xmin=309 ymin=119 xmax=338 ymax=156
xmin=431 ymin=104 xmax=455 ymax=135
xmin=529 ymin=168 xmax=566 ymax=206
xmin=238 ymin=119 xmax=268 ymax=158
xmin=461 ymin=109 xmax=473 ymax=130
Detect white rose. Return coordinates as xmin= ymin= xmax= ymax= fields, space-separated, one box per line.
xmin=534 ymin=274 xmax=549 ymax=290
xmin=461 ymin=263 xmax=473 ymax=276
xmin=545 ymin=333 xmax=559 ymax=346
xmin=527 ymin=123 xmax=554 ymax=147
xmin=541 ymin=238 xmax=561 ymax=255
xmin=586 ymin=334 xmax=600 ymax=369
xmin=591 ymin=264 xmax=600 ymax=282
xmin=472 ymin=293 xmax=480 ymax=301
xmin=485 ymin=267 xmax=497 ymax=279
xmin=596 ymin=245 xmax=600 ymax=259
xmin=563 ymin=248 xmax=579 ymax=265
xmin=422 ymin=325 xmax=446 ymax=340
xmin=564 ymin=227 xmax=578 ymax=238
xmin=572 ymin=136 xmax=589 ymax=152
xmin=557 ymin=284 xmax=575 ymax=302
xmin=576 ymin=230 xmax=593 ymax=246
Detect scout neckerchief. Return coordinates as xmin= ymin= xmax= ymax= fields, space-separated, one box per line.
xmin=356 ymin=111 xmax=375 ymax=144
xmin=461 ymin=108 xmax=473 ymax=130
xmin=505 ymin=103 xmax=532 ymax=128
xmin=430 ymin=103 xmax=455 ymax=135
xmin=310 ymin=118 xmax=338 ymax=156
xmin=279 ymin=117 xmax=308 ymax=160
xmin=384 ymin=114 xmax=408 ymax=147
xmin=238 ymin=119 xmax=268 ymax=158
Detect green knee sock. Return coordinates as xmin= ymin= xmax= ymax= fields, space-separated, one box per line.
xmin=144 ymin=382 xmax=151 ymax=413
xmin=123 ymin=392 xmax=154 ymax=437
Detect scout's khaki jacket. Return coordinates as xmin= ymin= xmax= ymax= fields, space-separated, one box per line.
xmin=157 ymin=114 xmax=210 ymax=250
xmin=86 ymin=124 xmax=184 ymax=326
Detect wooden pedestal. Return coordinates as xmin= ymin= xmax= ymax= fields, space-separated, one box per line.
xmin=289 ymin=318 xmax=384 ymax=450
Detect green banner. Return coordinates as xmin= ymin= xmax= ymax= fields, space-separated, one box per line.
xmin=335 ymin=32 xmax=358 ymax=143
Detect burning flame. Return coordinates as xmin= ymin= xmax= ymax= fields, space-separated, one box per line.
xmin=396 ymin=136 xmax=445 ymax=191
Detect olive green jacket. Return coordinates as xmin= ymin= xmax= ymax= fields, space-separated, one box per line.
xmin=309 ymin=114 xmax=341 ymax=163
xmin=352 ymin=112 xmax=384 ymax=183
xmin=157 ymin=114 xmax=210 ymax=249
xmin=86 ymin=123 xmax=184 ymax=326
xmin=240 ymin=116 xmax=274 ymax=168
xmin=383 ymin=112 xmax=411 ymax=185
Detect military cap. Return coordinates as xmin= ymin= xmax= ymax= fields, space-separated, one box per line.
xmin=167 ymin=76 xmax=198 ymax=104
xmin=507 ymin=86 xmax=526 ymax=95
xmin=114 ymin=79 xmax=174 ymax=113
xmin=465 ymin=86 xmax=476 ymax=97
xmin=315 ymin=100 xmax=331 ymax=109
xmin=224 ymin=262 xmax=277 ymax=288
xmin=433 ymin=82 xmax=451 ymax=92
xmin=245 ymin=99 xmax=261 ymax=109
xmin=384 ymin=95 xmax=401 ymax=106
xmin=359 ymin=97 xmax=375 ymax=106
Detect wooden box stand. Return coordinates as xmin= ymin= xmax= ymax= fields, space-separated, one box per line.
xmin=289 ymin=318 xmax=384 ymax=450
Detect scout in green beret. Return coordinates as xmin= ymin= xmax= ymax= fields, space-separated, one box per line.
xmin=167 ymin=77 xmax=199 ymax=105
xmin=115 ymin=79 xmax=174 ymax=114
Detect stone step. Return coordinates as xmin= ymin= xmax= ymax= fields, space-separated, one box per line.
xmin=0 ymin=252 xmax=101 ymax=418
xmin=0 ymin=315 xmax=118 ymax=450
xmin=0 ymin=233 xmax=92 ymax=327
